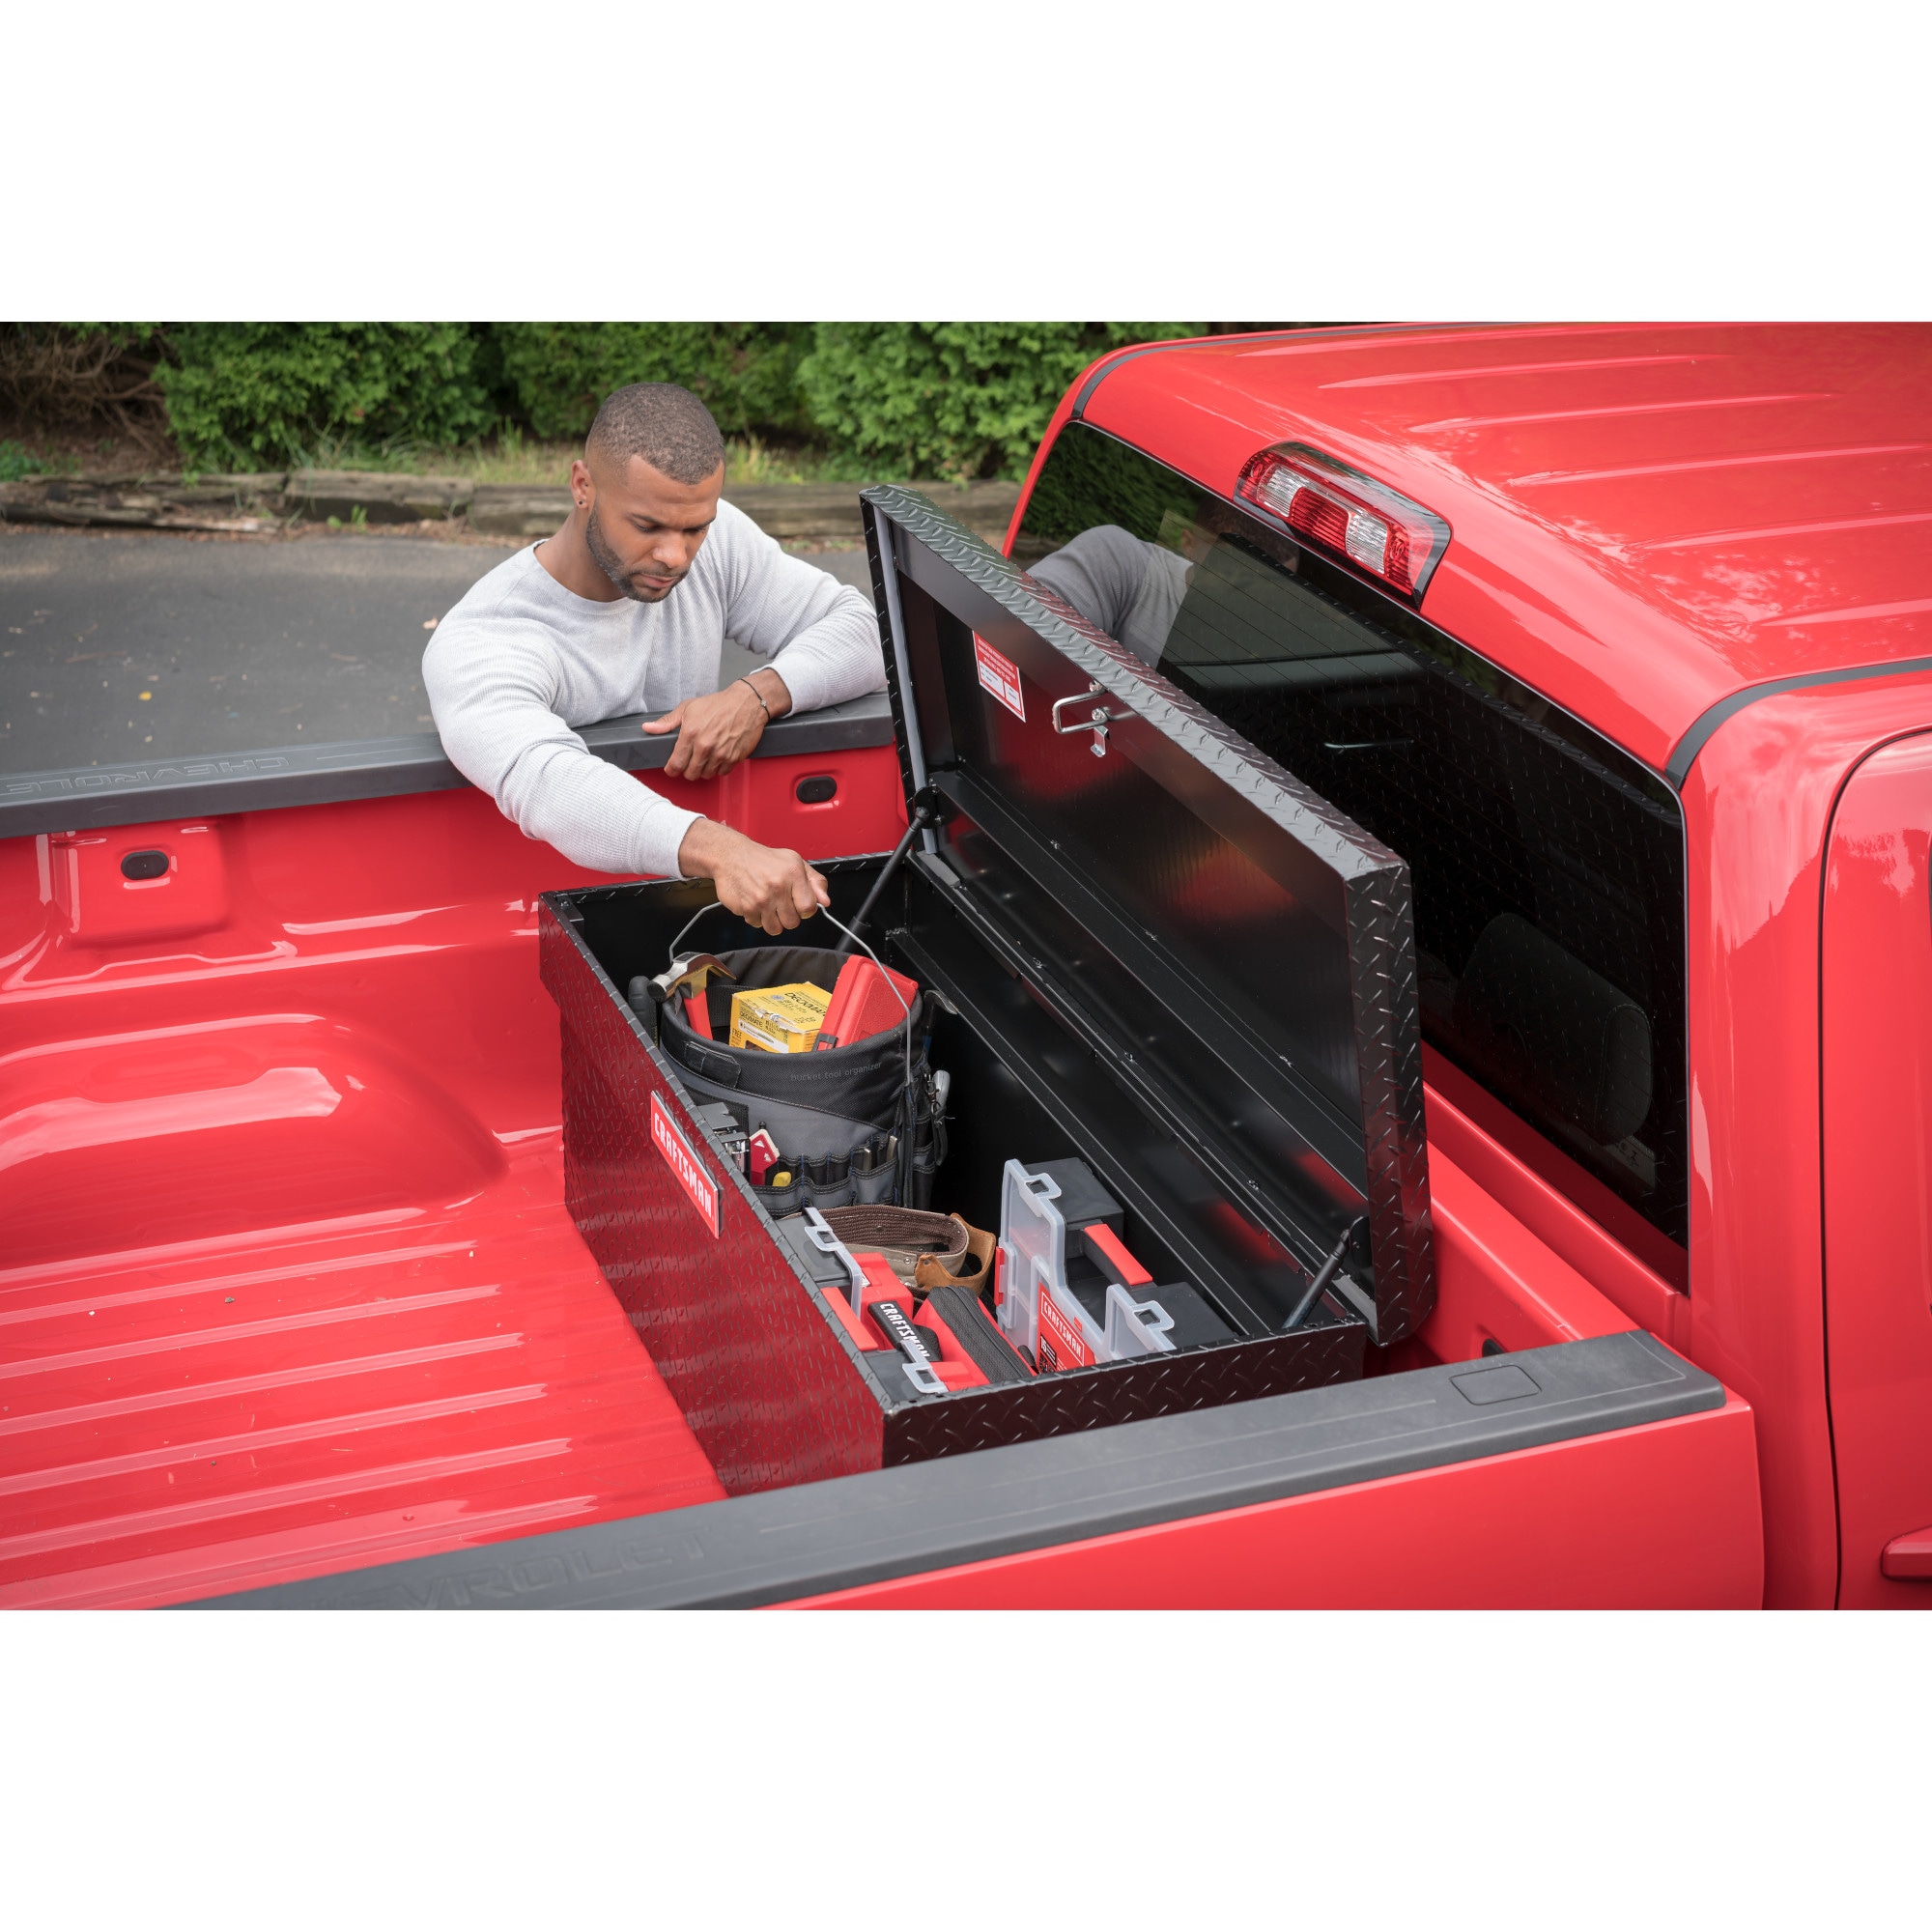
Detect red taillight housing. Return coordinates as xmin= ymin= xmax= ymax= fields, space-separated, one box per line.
xmin=1236 ymin=443 xmax=1450 ymax=601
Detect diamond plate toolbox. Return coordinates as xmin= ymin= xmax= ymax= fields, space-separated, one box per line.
xmin=537 ymin=488 xmax=1441 ymax=1493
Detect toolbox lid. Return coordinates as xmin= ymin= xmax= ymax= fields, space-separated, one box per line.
xmin=862 ymin=485 xmax=1433 ymax=1343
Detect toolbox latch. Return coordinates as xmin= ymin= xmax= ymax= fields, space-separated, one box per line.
xmin=1050 ymin=682 xmax=1117 ymax=758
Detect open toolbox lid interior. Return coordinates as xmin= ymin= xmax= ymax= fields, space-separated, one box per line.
xmin=865 ymin=485 xmax=1434 ymax=1345
xmin=536 ymin=489 xmax=1438 ymax=1486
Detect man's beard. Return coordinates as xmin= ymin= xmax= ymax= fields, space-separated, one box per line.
xmin=583 ymin=500 xmax=679 ymax=603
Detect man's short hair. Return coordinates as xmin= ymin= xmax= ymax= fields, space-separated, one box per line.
xmin=586 ymin=383 xmax=725 ymax=485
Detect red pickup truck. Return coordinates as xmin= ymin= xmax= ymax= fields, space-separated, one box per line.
xmin=3 ymin=322 xmax=1926 ymax=1610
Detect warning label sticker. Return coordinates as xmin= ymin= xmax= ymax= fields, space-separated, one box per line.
xmin=974 ymin=635 xmax=1026 ymax=723
xmin=650 ymin=1091 xmax=720 ymax=1236
xmin=1037 ymin=1286 xmax=1094 ymax=1374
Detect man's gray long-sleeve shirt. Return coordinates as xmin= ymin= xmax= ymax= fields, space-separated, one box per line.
xmin=1027 ymin=524 xmax=1191 ymax=668
xmin=423 ymin=501 xmax=886 ymax=877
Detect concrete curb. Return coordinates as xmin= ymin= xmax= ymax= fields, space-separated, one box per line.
xmin=0 ymin=470 xmax=1022 ymax=548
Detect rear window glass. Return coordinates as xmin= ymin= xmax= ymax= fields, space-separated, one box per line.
xmin=1016 ymin=421 xmax=1689 ymax=1251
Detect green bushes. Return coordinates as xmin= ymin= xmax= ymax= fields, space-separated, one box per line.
xmin=799 ymin=324 xmax=1197 ymax=480
xmin=493 ymin=324 xmax=813 ymax=441
xmin=156 ymin=324 xmax=500 ymax=470
xmin=0 ymin=440 xmax=68 ymax=482
xmin=12 ymin=323 xmax=1209 ymax=478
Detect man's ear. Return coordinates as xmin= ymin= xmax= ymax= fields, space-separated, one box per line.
xmin=570 ymin=457 xmax=593 ymax=513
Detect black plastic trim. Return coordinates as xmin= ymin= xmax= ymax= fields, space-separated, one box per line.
xmin=1071 ymin=331 xmax=1324 ymax=418
xmin=1665 ymin=656 xmax=1932 ymax=789
xmin=1070 ymin=344 xmax=1195 ymax=418
xmin=190 ymin=1330 xmax=1722 ymax=1609
xmin=0 ymin=692 xmax=895 ymax=838
xmin=1066 ymin=326 xmax=1487 ymax=422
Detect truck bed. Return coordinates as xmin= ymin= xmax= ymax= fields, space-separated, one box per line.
xmin=0 ymin=1133 xmax=724 ymax=1607
xmin=1 ymin=728 xmax=1749 ymax=1607
xmin=0 ymin=730 xmax=916 ymax=1608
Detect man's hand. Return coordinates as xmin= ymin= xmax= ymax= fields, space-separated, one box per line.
xmin=677 ymin=818 xmax=828 ymax=936
xmin=643 ymin=667 xmax=792 ymax=781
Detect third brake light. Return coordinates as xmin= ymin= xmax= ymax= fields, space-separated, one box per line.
xmin=1236 ymin=442 xmax=1450 ymax=601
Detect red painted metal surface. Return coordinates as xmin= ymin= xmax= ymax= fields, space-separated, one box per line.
xmin=1679 ymin=678 xmax=1932 ymax=1605
xmin=0 ymin=1143 xmax=724 ymax=1607
xmin=0 ymin=753 xmax=901 ymax=1607
xmin=781 ymin=1396 xmax=1764 ymax=1609
xmin=1009 ymin=327 xmax=1932 ymax=1607
xmin=1882 ymin=1529 xmax=1932 ymax=1580
xmin=1050 ymin=324 xmax=1932 ymax=773
xmin=1418 ymin=1148 xmax=1637 ymax=1365
xmin=645 ymin=744 xmax=908 ymax=864
xmin=1424 ymin=1063 xmax=1688 ymax=1339
xmin=45 ymin=819 xmax=232 ymax=945
xmin=1 ymin=736 xmax=1764 ymax=1606
xmin=1821 ymin=732 xmax=1932 ymax=1606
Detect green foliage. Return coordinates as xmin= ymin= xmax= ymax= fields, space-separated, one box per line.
xmin=797 ymin=324 xmax=1201 ymax=481
xmin=12 ymin=323 xmax=1215 ymax=482
xmin=156 ymin=324 xmax=500 ymax=469
xmin=493 ymin=324 xmax=812 ymax=442
xmin=0 ymin=440 xmax=67 ymax=483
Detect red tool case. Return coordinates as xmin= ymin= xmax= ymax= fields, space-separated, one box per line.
xmin=538 ymin=487 xmax=1436 ymax=1492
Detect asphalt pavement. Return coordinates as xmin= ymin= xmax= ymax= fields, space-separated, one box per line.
xmin=0 ymin=525 xmax=875 ymax=775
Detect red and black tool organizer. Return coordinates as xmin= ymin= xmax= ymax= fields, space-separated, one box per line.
xmin=540 ymin=486 xmax=1435 ymax=1493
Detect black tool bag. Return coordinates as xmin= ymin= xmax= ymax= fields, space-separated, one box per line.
xmin=628 ymin=945 xmax=944 ymax=1212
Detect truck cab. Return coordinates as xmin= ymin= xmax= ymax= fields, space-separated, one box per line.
xmin=3 ymin=322 xmax=1926 ymax=1608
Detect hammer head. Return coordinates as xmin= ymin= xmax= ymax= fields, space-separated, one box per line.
xmin=652 ymin=952 xmax=736 ymax=1003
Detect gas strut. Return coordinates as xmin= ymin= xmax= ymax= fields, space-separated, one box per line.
xmin=1284 ymin=1217 xmax=1368 ymax=1330
xmin=834 ymin=787 xmax=942 ymax=956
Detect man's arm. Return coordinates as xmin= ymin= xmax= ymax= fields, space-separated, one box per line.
xmin=641 ymin=662 xmax=791 ymax=782
xmin=642 ymin=506 xmax=885 ymax=781
xmin=425 ymin=620 xmax=827 ymax=928
xmin=676 ymin=818 xmax=828 ymax=936
xmin=730 ymin=526 xmax=885 ymax=715
xmin=425 ymin=620 xmax=702 ymax=877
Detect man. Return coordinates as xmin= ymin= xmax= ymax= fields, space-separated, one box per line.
xmin=424 ymin=383 xmax=885 ymax=933
xmin=1028 ymin=521 xmax=1193 ymax=669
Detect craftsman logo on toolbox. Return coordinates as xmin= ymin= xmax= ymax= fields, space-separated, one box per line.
xmin=650 ymin=1092 xmax=720 ymax=1236
xmin=974 ymin=635 xmax=1026 ymax=722
xmin=1037 ymin=1288 xmax=1094 ymax=1373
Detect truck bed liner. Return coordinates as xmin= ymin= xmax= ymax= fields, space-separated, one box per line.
xmin=0 ymin=1134 xmax=724 ymax=1608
